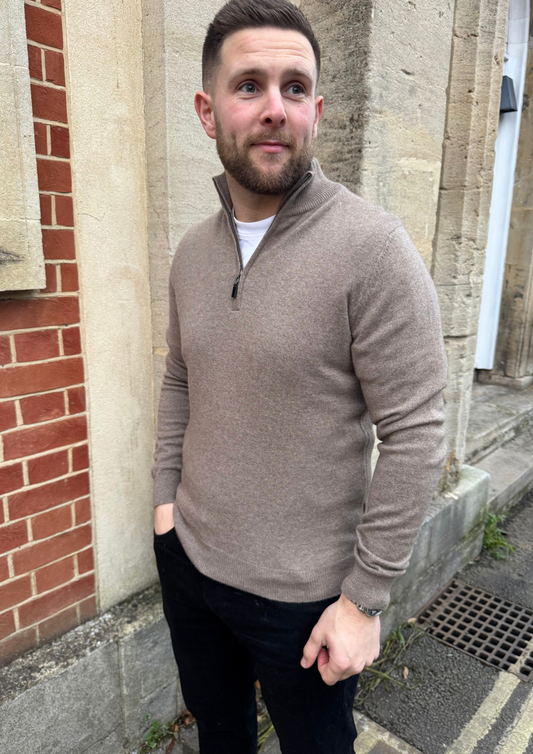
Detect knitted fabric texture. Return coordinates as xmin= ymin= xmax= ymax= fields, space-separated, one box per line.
xmin=152 ymin=159 xmax=448 ymax=610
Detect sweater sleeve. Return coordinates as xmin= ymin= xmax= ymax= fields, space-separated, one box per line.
xmin=341 ymin=223 xmax=448 ymax=610
xmin=151 ymin=251 xmax=190 ymax=508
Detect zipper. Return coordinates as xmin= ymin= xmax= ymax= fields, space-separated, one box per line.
xmin=213 ymin=170 xmax=313 ymax=303
xmin=231 ymin=270 xmax=241 ymax=299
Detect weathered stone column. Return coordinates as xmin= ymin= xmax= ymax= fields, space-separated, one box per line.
xmin=65 ymin=0 xmax=156 ymax=610
xmin=302 ymin=0 xmax=508 ymax=493
xmin=493 ymin=23 xmax=533 ymax=387
xmin=431 ymin=0 xmax=509 ymax=487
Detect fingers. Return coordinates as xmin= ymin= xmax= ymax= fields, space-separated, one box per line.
xmin=300 ymin=627 xmax=324 ymax=669
xmin=317 ymin=651 xmax=374 ymax=686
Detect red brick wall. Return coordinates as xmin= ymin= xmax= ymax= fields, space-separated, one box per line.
xmin=0 ymin=0 xmax=96 ymax=667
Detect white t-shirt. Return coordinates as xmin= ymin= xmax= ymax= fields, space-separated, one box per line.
xmin=234 ymin=212 xmax=275 ymax=267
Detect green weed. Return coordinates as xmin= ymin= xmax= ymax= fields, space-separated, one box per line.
xmin=353 ymin=621 xmax=425 ymax=710
xmin=483 ymin=513 xmax=516 ymax=560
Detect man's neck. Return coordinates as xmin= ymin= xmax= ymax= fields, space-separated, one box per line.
xmin=226 ymin=172 xmax=285 ymax=223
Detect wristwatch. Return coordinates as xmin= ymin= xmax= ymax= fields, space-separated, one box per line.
xmin=355 ymin=604 xmax=383 ymax=618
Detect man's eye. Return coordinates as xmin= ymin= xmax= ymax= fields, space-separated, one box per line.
xmin=288 ymin=85 xmax=304 ymax=95
xmin=240 ymin=83 xmax=257 ymax=93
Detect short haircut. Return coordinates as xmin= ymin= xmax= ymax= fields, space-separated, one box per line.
xmin=202 ymin=0 xmax=321 ymax=91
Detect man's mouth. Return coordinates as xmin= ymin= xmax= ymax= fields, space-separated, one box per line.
xmin=251 ymin=140 xmax=290 ymax=154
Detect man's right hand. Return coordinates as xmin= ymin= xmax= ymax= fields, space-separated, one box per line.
xmin=154 ymin=502 xmax=175 ymax=535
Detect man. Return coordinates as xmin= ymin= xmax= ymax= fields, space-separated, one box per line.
xmin=152 ymin=1 xmax=448 ymax=752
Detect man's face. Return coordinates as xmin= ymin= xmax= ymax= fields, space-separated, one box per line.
xmin=202 ymin=27 xmax=323 ymax=195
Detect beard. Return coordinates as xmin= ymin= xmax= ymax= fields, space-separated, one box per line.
xmin=214 ymin=116 xmax=314 ymax=196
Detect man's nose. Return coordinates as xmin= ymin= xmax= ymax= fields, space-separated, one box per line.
xmin=261 ymin=88 xmax=287 ymax=128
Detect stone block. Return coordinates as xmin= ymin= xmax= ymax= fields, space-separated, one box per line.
xmin=0 ymin=643 xmax=122 ymax=754
xmin=120 ymin=617 xmax=183 ymax=745
xmin=81 ymin=727 xmax=124 ymax=754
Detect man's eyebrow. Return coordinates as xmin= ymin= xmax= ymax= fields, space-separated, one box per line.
xmin=230 ymin=66 xmax=314 ymax=82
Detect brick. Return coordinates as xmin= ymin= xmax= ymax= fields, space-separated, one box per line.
xmin=14 ymin=329 xmax=60 ymax=362
xmin=27 ymin=45 xmax=42 ymax=79
xmin=34 ymin=122 xmax=48 ymax=156
xmin=0 ymin=558 xmax=9 ymax=583
xmin=42 ymin=229 xmax=75 ymax=260
xmin=0 ymin=520 xmax=28 ymax=556
xmin=32 ymin=504 xmax=71 ymax=541
xmin=0 ymin=336 xmax=11 ymax=366
xmin=0 ymin=463 xmax=24 ymax=495
xmin=62 ymin=326 xmax=81 ymax=356
xmin=31 ymin=84 xmax=67 ymax=123
xmin=39 ymin=605 xmax=78 ymax=643
xmin=28 ymin=449 xmax=69 ymax=485
xmin=74 ymin=497 xmax=91 ymax=525
xmin=0 ymin=575 xmax=32 ymax=612
xmin=0 ymin=401 xmax=17 ymax=432
xmin=0 ymin=627 xmax=37 ymax=668
xmin=72 ymin=443 xmax=89 ymax=471
xmin=50 ymin=126 xmax=70 ymax=158
xmin=44 ymin=50 xmax=65 ymax=86
xmin=55 ymin=195 xmax=73 ymax=226
xmin=68 ymin=386 xmax=85 ymax=414
xmin=79 ymin=595 xmax=96 ymax=623
xmin=35 ymin=555 xmax=74 ymax=593
xmin=42 ymin=263 xmax=58 ymax=294
xmin=0 ymin=297 xmax=79 ymax=331
xmin=18 ymin=573 xmax=95 ymax=627
xmin=42 ymin=0 xmax=62 ymax=9
xmin=20 ymin=391 xmax=64 ymax=425
xmin=13 ymin=523 xmax=91 ymax=575
xmin=8 ymin=470 xmax=89 ymax=519
xmin=37 ymin=159 xmax=71 ymax=193
xmin=61 ymin=264 xmax=79 ymax=292
xmin=24 ymin=5 xmax=63 ymax=50
xmin=0 ymin=610 xmax=16 ymax=641
xmin=0 ymin=356 xmax=83 ymax=400
xmin=77 ymin=546 xmax=94 ymax=575
xmin=39 ymin=193 xmax=52 ymax=223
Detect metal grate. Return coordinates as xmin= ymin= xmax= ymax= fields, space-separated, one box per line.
xmin=416 ymin=580 xmax=533 ymax=681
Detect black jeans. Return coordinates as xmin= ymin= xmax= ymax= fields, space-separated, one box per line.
xmin=154 ymin=526 xmax=359 ymax=754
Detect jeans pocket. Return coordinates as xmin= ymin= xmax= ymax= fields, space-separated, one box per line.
xmin=154 ymin=526 xmax=177 ymax=542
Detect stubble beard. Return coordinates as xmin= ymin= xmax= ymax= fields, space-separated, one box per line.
xmin=214 ymin=116 xmax=314 ymax=196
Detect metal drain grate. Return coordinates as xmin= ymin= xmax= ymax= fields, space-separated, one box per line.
xmin=416 ymin=579 xmax=533 ymax=681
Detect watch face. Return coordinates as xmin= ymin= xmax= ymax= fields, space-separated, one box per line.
xmin=365 ymin=608 xmax=382 ymax=617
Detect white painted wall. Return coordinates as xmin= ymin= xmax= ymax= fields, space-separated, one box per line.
xmin=475 ymin=0 xmax=530 ymax=369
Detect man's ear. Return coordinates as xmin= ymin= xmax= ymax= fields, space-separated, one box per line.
xmin=312 ymin=95 xmax=324 ymax=139
xmin=194 ymin=91 xmax=217 ymax=140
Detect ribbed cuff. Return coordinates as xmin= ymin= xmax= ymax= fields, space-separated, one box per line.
xmin=340 ymin=562 xmax=396 ymax=612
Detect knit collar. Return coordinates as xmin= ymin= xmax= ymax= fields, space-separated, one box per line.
xmin=212 ymin=157 xmax=341 ymax=220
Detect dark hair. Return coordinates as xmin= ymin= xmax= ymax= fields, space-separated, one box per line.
xmin=202 ymin=0 xmax=321 ymax=90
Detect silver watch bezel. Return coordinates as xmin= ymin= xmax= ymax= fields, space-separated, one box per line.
xmin=355 ymin=604 xmax=383 ymax=617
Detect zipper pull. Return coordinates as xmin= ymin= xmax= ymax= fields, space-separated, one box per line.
xmin=231 ymin=271 xmax=241 ymax=299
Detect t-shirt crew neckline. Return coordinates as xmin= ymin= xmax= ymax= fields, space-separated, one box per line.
xmin=233 ymin=210 xmax=276 ymax=268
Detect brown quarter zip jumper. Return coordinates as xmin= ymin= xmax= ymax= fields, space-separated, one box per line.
xmin=152 ymin=159 xmax=448 ymax=611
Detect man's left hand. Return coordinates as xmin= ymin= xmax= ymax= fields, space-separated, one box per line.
xmin=300 ymin=593 xmax=381 ymax=685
